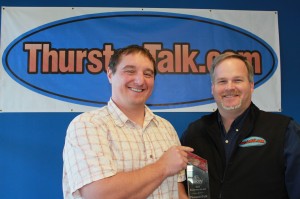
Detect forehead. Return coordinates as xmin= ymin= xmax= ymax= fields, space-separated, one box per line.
xmin=117 ymin=52 xmax=154 ymax=69
xmin=215 ymin=58 xmax=248 ymax=76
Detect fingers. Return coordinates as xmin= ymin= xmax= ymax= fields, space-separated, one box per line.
xmin=158 ymin=146 xmax=194 ymax=176
xmin=166 ymin=146 xmax=194 ymax=161
xmin=177 ymin=146 xmax=194 ymax=153
xmin=173 ymin=146 xmax=194 ymax=165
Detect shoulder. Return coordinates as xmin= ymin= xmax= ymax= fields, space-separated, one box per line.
xmin=67 ymin=106 xmax=111 ymax=132
xmin=181 ymin=112 xmax=217 ymax=142
xmin=153 ymin=114 xmax=175 ymax=129
xmin=250 ymin=103 xmax=291 ymax=126
xmin=72 ymin=106 xmax=110 ymax=122
xmin=187 ymin=112 xmax=217 ymax=129
xmin=66 ymin=106 xmax=112 ymax=140
xmin=286 ymin=119 xmax=300 ymax=136
xmin=257 ymin=110 xmax=291 ymax=124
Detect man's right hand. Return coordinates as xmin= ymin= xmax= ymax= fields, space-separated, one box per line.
xmin=157 ymin=146 xmax=194 ymax=177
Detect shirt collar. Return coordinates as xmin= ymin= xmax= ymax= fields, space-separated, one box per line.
xmin=107 ymin=98 xmax=158 ymax=127
xmin=217 ymin=106 xmax=250 ymax=134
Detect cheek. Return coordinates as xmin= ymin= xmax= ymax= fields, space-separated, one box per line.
xmin=242 ymin=84 xmax=253 ymax=94
xmin=211 ymin=84 xmax=219 ymax=96
xmin=147 ymin=79 xmax=155 ymax=88
xmin=212 ymin=85 xmax=222 ymax=96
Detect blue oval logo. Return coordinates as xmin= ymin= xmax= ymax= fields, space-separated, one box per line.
xmin=239 ymin=136 xmax=267 ymax=147
xmin=2 ymin=11 xmax=277 ymax=109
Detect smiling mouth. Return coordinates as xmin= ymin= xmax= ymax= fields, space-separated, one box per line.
xmin=130 ymin=88 xmax=143 ymax=92
xmin=223 ymin=95 xmax=238 ymax=98
xmin=222 ymin=92 xmax=239 ymax=98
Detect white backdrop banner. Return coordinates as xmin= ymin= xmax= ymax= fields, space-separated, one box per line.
xmin=0 ymin=7 xmax=281 ymax=112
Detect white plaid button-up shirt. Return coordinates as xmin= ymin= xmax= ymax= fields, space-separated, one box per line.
xmin=63 ymin=99 xmax=185 ymax=199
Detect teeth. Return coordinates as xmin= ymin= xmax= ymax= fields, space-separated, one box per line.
xmin=223 ymin=93 xmax=238 ymax=97
xmin=131 ymin=88 xmax=142 ymax=92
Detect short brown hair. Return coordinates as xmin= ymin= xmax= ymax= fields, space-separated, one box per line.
xmin=108 ymin=45 xmax=156 ymax=76
xmin=210 ymin=53 xmax=254 ymax=83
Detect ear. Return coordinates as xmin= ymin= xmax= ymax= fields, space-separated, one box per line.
xmin=250 ymin=81 xmax=254 ymax=94
xmin=107 ymin=68 xmax=113 ymax=84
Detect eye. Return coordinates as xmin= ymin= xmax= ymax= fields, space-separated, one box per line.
xmin=124 ymin=69 xmax=135 ymax=74
xmin=233 ymin=79 xmax=243 ymax=83
xmin=216 ymin=80 xmax=227 ymax=85
xmin=144 ymin=70 xmax=154 ymax=78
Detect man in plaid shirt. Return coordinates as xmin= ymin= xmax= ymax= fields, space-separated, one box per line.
xmin=63 ymin=45 xmax=193 ymax=199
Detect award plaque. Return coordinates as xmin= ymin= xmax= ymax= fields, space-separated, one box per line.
xmin=186 ymin=152 xmax=210 ymax=199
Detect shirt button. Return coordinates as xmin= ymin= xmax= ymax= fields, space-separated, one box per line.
xmin=150 ymin=155 xmax=153 ymax=158
xmin=236 ymin=129 xmax=239 ymax=132
xmin=225 ymin=140 xmax=229 ymax=144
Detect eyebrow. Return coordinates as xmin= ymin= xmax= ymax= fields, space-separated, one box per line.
xmin=122 ymin=65 xmax=135 ymax=69
xmin=144 ymin=68 xmax=154 ymax=74
xmin=123 ymin=65 xmax=154 ymax=73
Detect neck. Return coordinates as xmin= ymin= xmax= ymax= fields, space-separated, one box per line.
xmin=219 ymin=103 xmax=251 ymax=132
xmin=221 ymin=116 xmax=235 ymax=133
xmin=219 ymin=110 xmax=242 ymax=133
xmin=114 ymin=101 xmax=145 ymax=127
xmin=125 ymin=107 xmax=145 ymax=127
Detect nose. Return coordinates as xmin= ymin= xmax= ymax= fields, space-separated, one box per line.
xmin=134 ymin=72 xmax=145 ymax=85
xmin=225 ymin=81 xmax=234 ymax=90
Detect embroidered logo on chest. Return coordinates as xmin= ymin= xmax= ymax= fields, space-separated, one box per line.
xmin=239 ymin=136 xmax=267 ymax=147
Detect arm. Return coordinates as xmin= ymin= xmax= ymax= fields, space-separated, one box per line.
xmin=80 ymin=146 xmax=193 ymax=199
xmin=284 ymin=120 xmax=300 ymax=199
